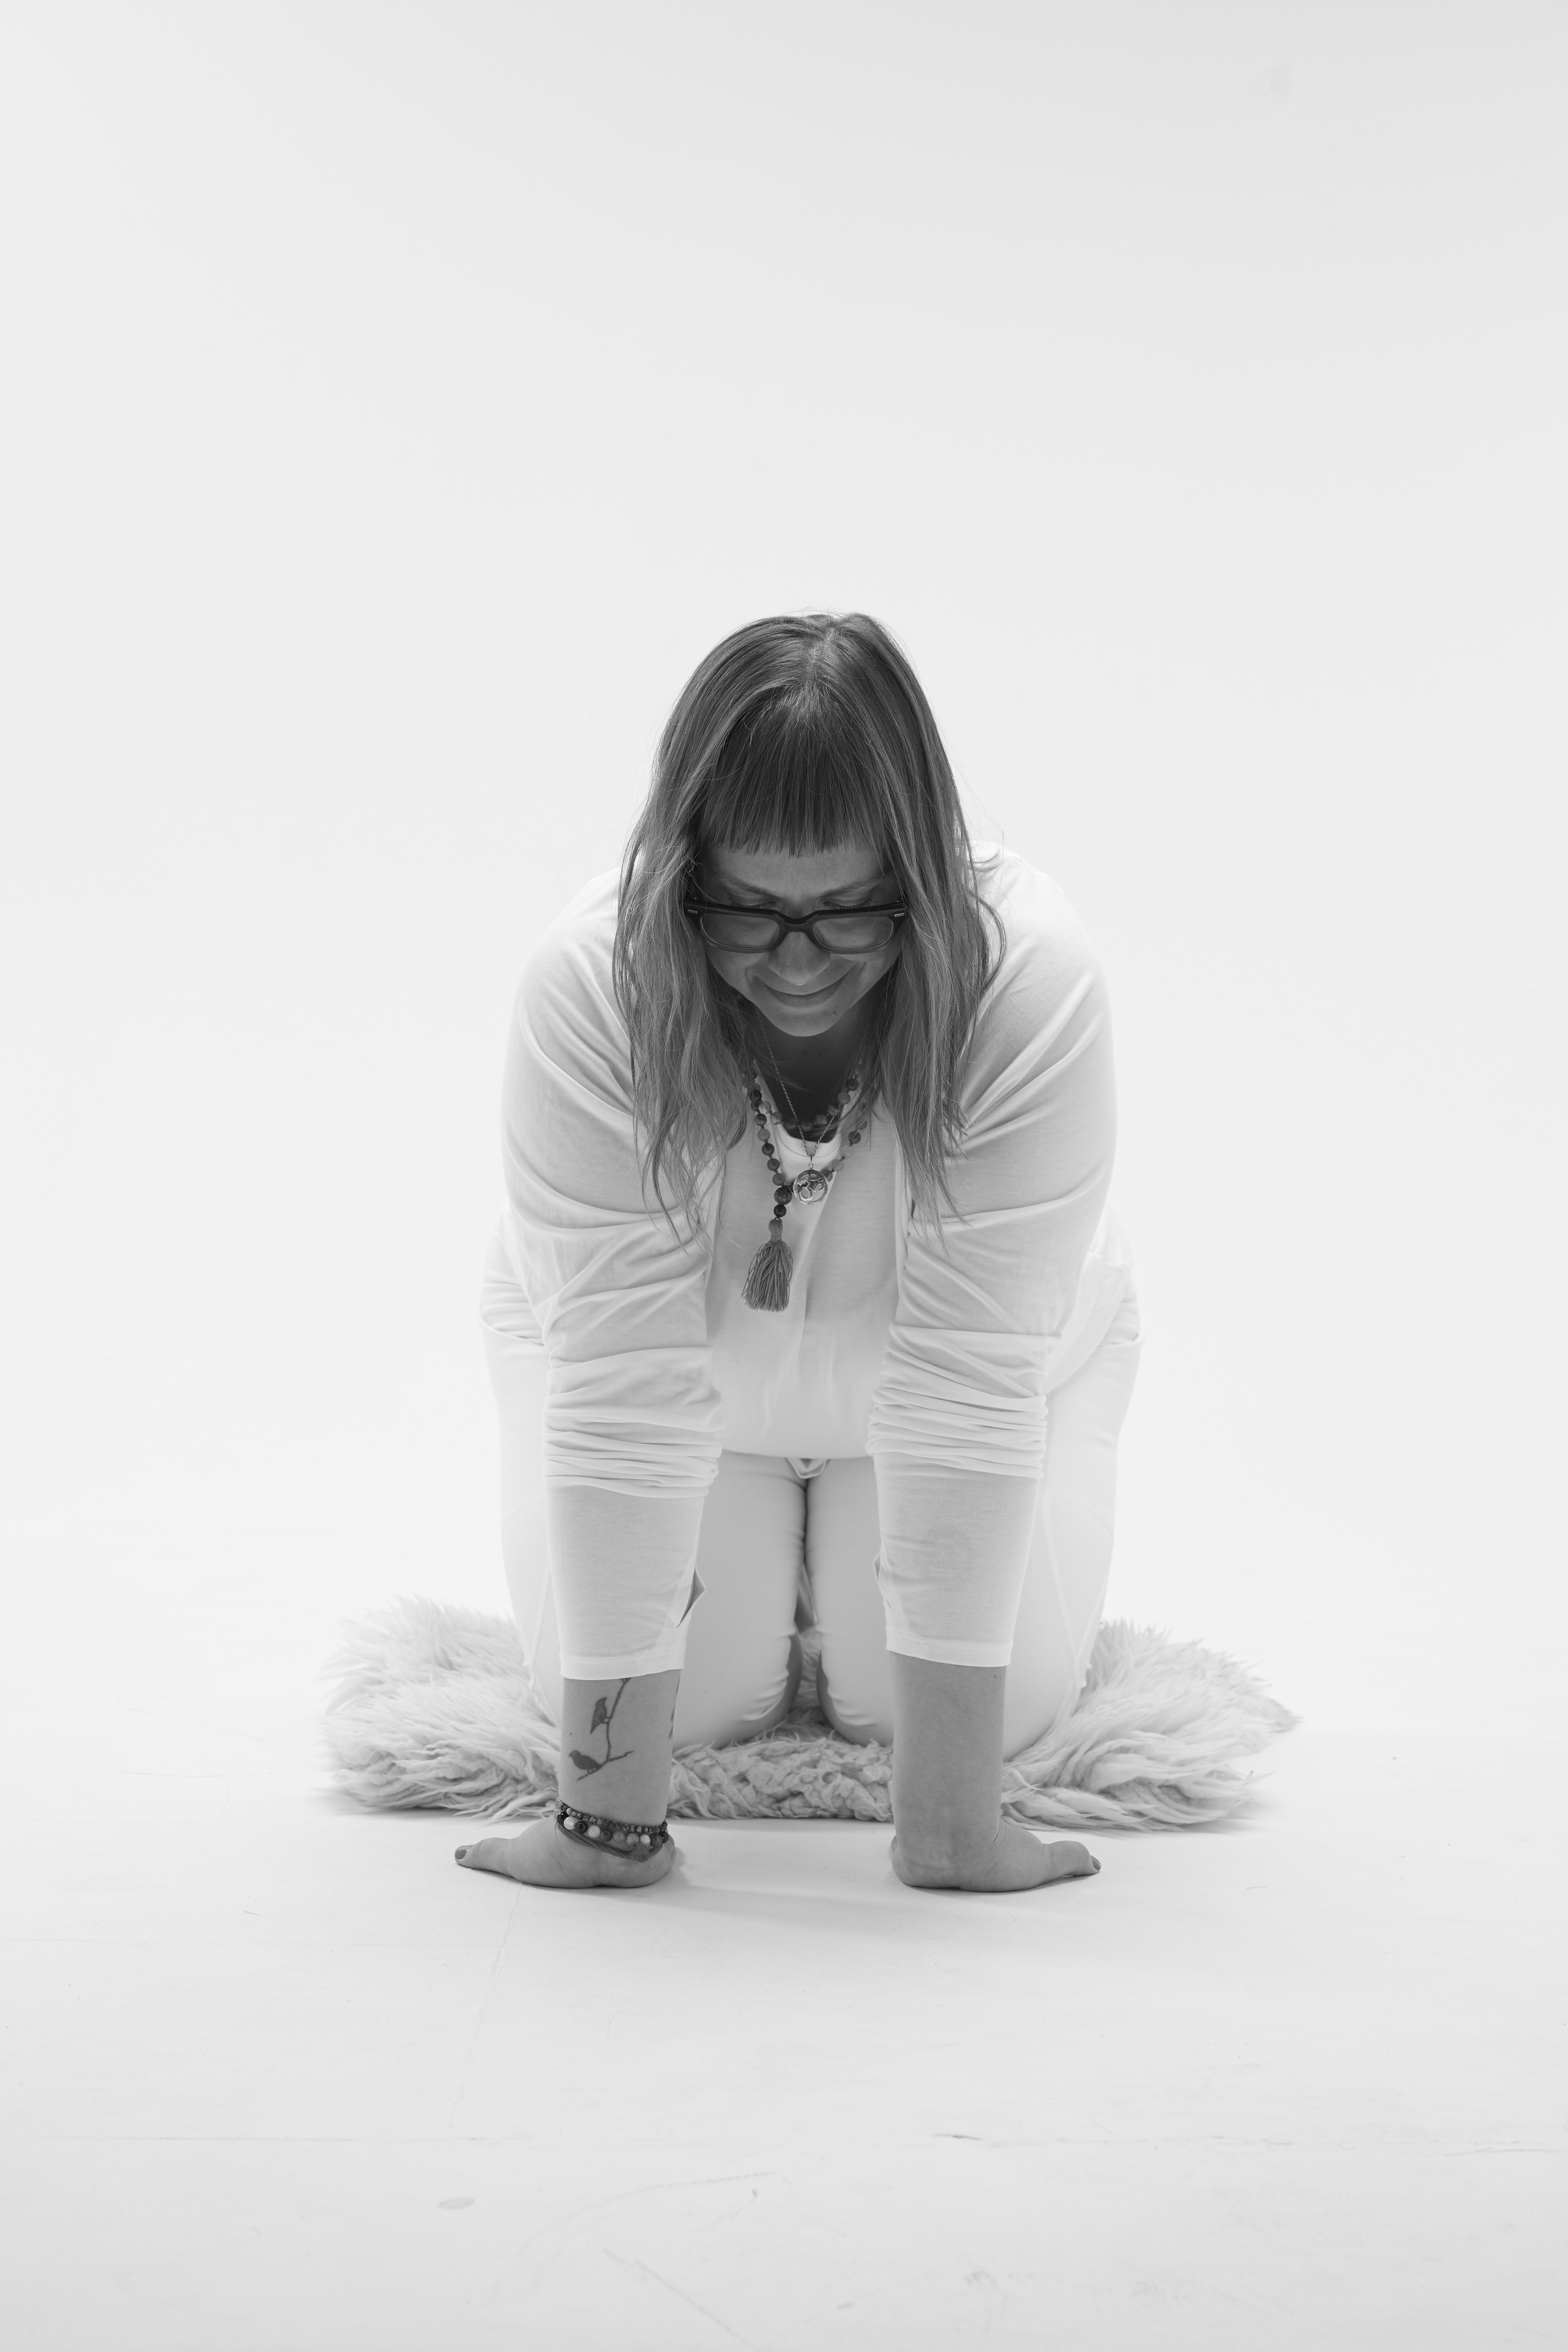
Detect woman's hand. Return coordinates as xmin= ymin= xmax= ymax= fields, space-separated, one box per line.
xmin=455 ymin=1818 xmax=676 ymax=1890
xmin=454 ymin=1669 xmax=682 ymax=1891
xmin=884 ymin=1655 xmax=1100 ymax=1892
xmin=890 ymin=1816 xmax=1100 ymax=1893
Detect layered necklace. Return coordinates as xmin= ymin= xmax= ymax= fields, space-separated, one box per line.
xmin=742 ymin=1062 xmax=866 ymax=1312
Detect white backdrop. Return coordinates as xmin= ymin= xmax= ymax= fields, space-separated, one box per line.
xmin=3 ymin=2 xmax=1563 ymax=1744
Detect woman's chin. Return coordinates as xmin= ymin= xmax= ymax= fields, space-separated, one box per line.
xmin=755 ymin=994 xmax=845 ymax=1035
xmin=752 ymin=978 xmax=841 ymax=1025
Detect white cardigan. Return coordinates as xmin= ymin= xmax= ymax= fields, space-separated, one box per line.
xmin=496 ymin=844 xmax=1133 ymax=1678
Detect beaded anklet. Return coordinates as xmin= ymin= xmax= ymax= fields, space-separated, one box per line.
xmin=554 ymin=1801 xmax=671 ymax=1855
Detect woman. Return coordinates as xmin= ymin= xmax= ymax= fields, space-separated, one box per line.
xmin=460 ymin=613 xmax=1142 ymax=1896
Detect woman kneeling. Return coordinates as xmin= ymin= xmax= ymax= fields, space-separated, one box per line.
xmin=463 ymin=612 xmax=1142 ymax=1894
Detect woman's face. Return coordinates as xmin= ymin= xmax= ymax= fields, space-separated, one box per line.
xmin=696 ymin=840 xmax=904 ymax=1040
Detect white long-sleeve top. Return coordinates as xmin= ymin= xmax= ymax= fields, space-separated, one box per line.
xmin=497 ymin=844 xmax=1134 ymax=1679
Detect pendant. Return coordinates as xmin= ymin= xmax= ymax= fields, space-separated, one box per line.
xmin=793 ymin=1167 xmax=830 ymax=1205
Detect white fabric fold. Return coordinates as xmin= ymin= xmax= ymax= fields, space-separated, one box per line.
xmin=502 ymin=873 xmax=725 ymax=1503
xmin=873 ymin=1453 xmax=1043 ymax=1666
xmin=545 ymin=1484 xmax=707 ymax=1680
xmin=866 ymin=889 xmax=1117 ymax=1480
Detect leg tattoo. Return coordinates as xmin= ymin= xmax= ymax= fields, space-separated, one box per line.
xmin=567 ymin=1680 xmax=634 ymax=1777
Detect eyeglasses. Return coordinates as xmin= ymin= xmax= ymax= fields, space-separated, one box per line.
xmin=683 ymin=895 xmax=909 ymax=956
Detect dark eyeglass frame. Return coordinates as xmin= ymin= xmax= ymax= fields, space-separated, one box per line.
xmin=683 ymin=894 xmax=910 ymax=956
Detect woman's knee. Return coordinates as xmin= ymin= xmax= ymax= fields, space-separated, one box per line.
xmin=673 ymin=1628 xmax=801 ymax=1750
xmin=1001 ymin=1645 xmax=1081 ymax=1758
xmin=816 ymin=1641 xmax=894 ymax=1747
xmin=673 ymin=1573 xmax=799 ymax=1747
xmin=674 ymin=1550 xmax=801 ymax=1743
xmin=672 ymin=1453 xmax=805 ymax=1749
xmin=804 ymin=1457 xmax=895 ymax=1745
xmin=998 ymin=1291 xmax=1142 ymax=1755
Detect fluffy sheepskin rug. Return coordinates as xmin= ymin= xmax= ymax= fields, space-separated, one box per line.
xmin=322 ymin=1597 xmax=1299 ymax=1831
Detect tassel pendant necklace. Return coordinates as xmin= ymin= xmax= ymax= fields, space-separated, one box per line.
xmin=742 ymin=1066 xmax=865 ymax=1312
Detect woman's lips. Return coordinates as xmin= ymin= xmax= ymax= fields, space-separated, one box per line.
xmin=758 ymin=975 xmax=841 ymax=1006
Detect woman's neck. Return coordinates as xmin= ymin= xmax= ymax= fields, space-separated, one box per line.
xmin=750 ymin=996 xmax=873 ymax=1127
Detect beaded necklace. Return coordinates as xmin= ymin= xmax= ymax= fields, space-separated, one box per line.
xmin=742 ymin=1065 xmax=866 ymax=1312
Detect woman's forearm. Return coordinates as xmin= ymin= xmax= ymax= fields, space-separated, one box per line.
xmin=888 ymin=1652 xmax=1005 ymax=1868
xmin=887 ymin=1654 xmax=1098 ymax=1894
xmin=545 ymin=1485 xmax=699 ymax=1826
xmin=557 ymin=1669 xmax=680 ymax=1825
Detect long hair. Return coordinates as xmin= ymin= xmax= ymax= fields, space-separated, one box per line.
xmin=612 ymin=612 xmax=1003 ymax=1228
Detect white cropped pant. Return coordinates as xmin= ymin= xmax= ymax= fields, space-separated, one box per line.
xmin=479 ymin=1226 xmax=1143 ymax=1762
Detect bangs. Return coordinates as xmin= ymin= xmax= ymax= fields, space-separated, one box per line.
xmin=699 ymin=690 xmax=889 ymax=858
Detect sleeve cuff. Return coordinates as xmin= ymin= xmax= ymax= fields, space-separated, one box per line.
xmin=882 ymin=1627 xmax=1014 ymax=1670
xmin=556 ymin=1631 xmax=693 ymax=1681
xmin=555 ymin=1569 xmax=705 ymax=1683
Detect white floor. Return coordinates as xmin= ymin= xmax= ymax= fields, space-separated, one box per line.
xmin=2 ymin=1534 xmax=1563 ymax=2351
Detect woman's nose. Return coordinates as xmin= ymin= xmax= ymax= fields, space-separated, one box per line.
xmin=765 ymin=930 xmax=833 ymax=984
